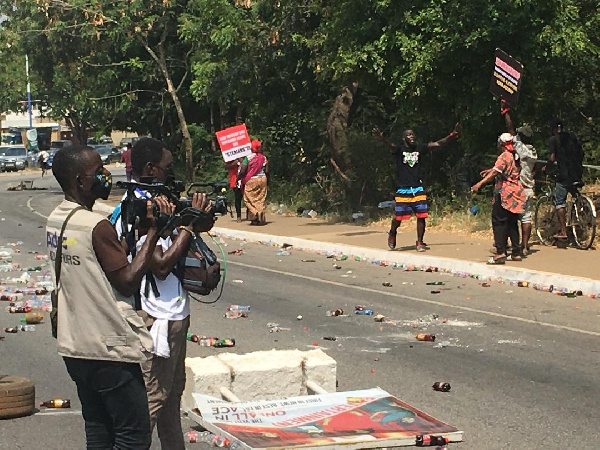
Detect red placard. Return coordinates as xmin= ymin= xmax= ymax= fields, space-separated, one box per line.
xmin=216 ymin=124 xmax=252 ymax=162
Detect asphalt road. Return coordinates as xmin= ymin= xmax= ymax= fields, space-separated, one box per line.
xmin=1 ymin=167 xmax=599 ymax=449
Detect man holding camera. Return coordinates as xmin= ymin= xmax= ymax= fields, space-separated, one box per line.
xmin=117 ymin=137 xmax=214 ymax=449
xmin=47 ymin=145 xmax=173 ymax=449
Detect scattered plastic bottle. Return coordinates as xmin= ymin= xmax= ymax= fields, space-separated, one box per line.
xmin=186 ymin=333 xmax=199 ymax=343
xmin=432 ymin=382 xmax=451 ymax=392
xmin=186 ymin=430 xmax=199 ymax=443
xmin=3 ymin=327 xmax=18 ymax=333
xmin=20 ymin=324 xmax=36 ymax=332
xmin=39 ymin=398 xmax=71 ymax=408
xmin=415 ymin=333 xmax=436 ymax=342
xmin=323 ymin=336 xmax=337 ymax=341
xmin=426 ymin=282 xmax=445 ymax=286
xmin=1 ymin=293 xmax=23 ymax=301
xmin=276 ymin=250 xmax=291 ymax=256
xmin=224 ymin=309 xmax=248 ymax=319
xmin=326 ymin=308 xmax=344 ymax=317
xmin=227 ymin=305 xmax=251 ymax=313
xmin=416 ymin=435 xmax=449 ymax=446
xmin=213 ymin=338 xmax=235 ymax=348
xmin=518 ymin=281 xmax=529 ymax=288
xmin=355 ymin=309 xmax=374 ymax=315
xmin=198 ymin=337 xmax=217 ymax=347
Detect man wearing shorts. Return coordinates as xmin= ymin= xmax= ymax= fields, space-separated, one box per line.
xmin=373 ymin=124 xmax=460 ymax=252
xmin=502 ymin=102 xmax=537 ymax=256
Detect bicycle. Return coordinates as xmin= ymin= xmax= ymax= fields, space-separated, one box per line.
xmin=534 ymin=175 xmax=597 ymax=249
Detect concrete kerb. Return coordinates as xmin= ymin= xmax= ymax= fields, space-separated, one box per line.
xmin=212 ymin=227 xmax=600 ymax=297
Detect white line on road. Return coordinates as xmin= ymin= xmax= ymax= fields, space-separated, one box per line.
xmin=228 ymin=261 xmax=600 ymax=338
xmin=35 ymin=410 xmax=82 ymax=416
xmin=26 ymin=196 xmax=48 ymax=219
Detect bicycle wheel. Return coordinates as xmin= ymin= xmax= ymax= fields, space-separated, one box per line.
xmin=534 ymin=195 xmax=558 ymax=246
xmin=571 ymin=194 xmax=596 ymax=249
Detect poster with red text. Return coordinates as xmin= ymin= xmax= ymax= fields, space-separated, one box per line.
xmin=216 ymin=124 xmax=252 ymax=162
xmin=192 ymin=388 xmax=462 ymax=449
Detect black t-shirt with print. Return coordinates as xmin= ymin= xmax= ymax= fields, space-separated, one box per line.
xmin=395 ymin=143 xmax=428 ymax=188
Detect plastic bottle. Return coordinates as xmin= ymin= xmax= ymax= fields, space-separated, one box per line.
xmin=432 ymin=382 xmax=451 ymax=392
xmin=186 ymin=333 xmax=199 ymax=343
xmin=415 ymin=333 xmax=436 ymax=342
xmin=518 ymin=281 xmax=529 ymax=288
xmin=3 ymin=327 xmax=18 ymax=333
xmin=227 ymin=305 xmax=251 ymax=313
xmin=355 ymin=309 xmax=374 ymax=315
xmin=186 ymin=430 xmax=199 ymax=443
xmin=326 ymin=308 xmax=344 ymax=317
xmin=416 ymin=435 xmax=449 ymax=446
xmin=20 ymin=324 xmax=36 ymax=331
xmin=1 ymin=293 xmax=23 ymax=301
xmin=426 ymin=282 xmax=445 ymax=286
xmin=213 ymin=338 xmax=235 ymax=348
xmin=198 ymin=337 xmax=217 ymax=347
xmin=39 ymin=398 xmax=71 ymax=408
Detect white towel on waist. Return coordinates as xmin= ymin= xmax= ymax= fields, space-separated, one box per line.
xmin=149 ymin=318 xmax=170 ymax=357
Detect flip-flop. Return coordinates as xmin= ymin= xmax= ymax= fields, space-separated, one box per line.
xmin=487 ymin=256 xmax=506 ymax=265
xmin=507 ymin=255 xmax=522 ymax=261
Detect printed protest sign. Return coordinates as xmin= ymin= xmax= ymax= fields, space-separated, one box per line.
xmin=216 ymin=124 xmax=252 ymax=162
xmin=489 ymin=49 xmax=524 ymax=107
xmin=192 ymin=388 xmax=462 ymax=449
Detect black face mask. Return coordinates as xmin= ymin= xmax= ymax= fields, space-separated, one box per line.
xmin=91 ymin=173 xmax=112 ymax=200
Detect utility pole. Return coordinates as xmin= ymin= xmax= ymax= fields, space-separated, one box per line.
xmin=26 ymin=55 xmax=32 ymax=129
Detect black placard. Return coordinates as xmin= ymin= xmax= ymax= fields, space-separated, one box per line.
xmin=489 ymin=49 xmax=524 ymax=107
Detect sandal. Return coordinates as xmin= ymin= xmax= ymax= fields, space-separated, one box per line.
xmin=387 ymin=232 xmax=397 ymax=250
xmin=507 ymin=255 xmax=522 ymax=262
xmin=487 ymin=256 xmax=506 ymax=265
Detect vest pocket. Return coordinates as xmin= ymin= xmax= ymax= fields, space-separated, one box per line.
xmin=120 ymin=308 xmax=154 ymax=353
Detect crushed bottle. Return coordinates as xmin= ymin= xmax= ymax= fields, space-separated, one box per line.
xmin=432 ymin=382 xmax=451 ymax=392
xmin=415 ymin=333 xmax=436 ymax=342
xmin=326 ymin=308 xmax=344 ymax=317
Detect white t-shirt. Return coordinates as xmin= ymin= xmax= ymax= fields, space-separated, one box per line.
xmin=136 ymin=235 xmax=190 ymax=321
xmin=113 ymin=189 xmax=189 ymax=321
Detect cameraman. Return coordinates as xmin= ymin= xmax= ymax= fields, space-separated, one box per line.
xmin=47 ymin=145 xmax=173 ymax=449
xmin=119 ymin=137 xmax=214 ymax=449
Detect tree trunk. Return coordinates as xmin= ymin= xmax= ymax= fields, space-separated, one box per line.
xmin=210 ymin=101 xmax=216 ymax=152
xmin=65 ymin=113 xmax=87 ymax=145
xmin=218 ymin=97 xmax=227 ymax=130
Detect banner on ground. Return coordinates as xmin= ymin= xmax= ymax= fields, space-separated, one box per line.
xmin=489 ymin=48 xmax=524 ymax=107
xmin=216 ymin=124 xmax=252 ymax=162
xmin=192 ymin=388 xmax=462 ymax=449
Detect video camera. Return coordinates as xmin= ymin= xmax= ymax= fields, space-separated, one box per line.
xmin=115 ymin=179 xmax=230 ymax=238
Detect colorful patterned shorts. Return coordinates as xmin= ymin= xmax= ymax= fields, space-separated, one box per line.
xmin=394 ymin=187 xmax=428 ymax=221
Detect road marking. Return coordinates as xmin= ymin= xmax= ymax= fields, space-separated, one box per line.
xmin=228 ymin=261 xmax=600 ymax=338
xmin=27 ymin=196 xmax=48 ymax=219
xmin=36 ymin=410 xmax=82 ymax=416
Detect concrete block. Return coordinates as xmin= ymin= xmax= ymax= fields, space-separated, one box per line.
xmin=183 ymin=356 xmax=231 ymax=411
xmin=218 ymin=349 xmax=305 ymax=401
xmin=302 ymin=349 xmax=337 ymax=393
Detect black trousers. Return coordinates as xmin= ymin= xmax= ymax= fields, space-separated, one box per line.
xmin=233 ymin=187 xmax=243 ymax=218
xmin=63 ymin=357 xmax=151 ymax=450
xmin=492 ymin=194 xmax=520 ymax=256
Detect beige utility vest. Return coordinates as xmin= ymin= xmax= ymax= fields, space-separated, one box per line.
xmin=46 ymin=200 xmax=152 ymax=363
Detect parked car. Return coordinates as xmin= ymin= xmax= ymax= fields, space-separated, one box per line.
xmin=118 ymin=137 xmax=140 ymax=149
xmin=0 ymin=146 xmax=36 ymax=172
xmin=88 ymin=136 xmax=114 ymax=146
xmin=49 ymin=140 xmax=73 ymax=152
xmin=93 ymin=145 xmax=121 ymax=164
